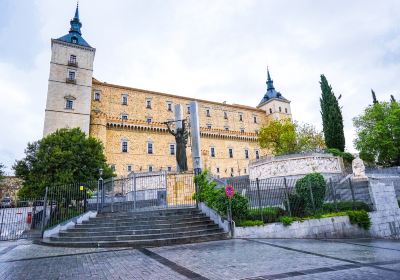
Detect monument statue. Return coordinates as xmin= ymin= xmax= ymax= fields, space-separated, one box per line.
xmin=166 ymin=119 xmax=188 ymax=172
xmin=352 ymin=155 xmax=367 ymax=179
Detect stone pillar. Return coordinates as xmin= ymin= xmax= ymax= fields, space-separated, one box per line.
xmin=174 ymin=104 xmax=183 ymax=130
xmin=190 ymin=101 xmax=202 ymax=175
xmin=368 ymin=177 xmax=399 ymax=211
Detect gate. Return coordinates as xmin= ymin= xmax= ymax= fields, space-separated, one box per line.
xmin=97 ymin=171 xmax=196 ymax=213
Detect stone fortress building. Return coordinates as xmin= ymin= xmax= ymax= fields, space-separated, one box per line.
xmin=43 ymin=5 xmax=292 ymax=177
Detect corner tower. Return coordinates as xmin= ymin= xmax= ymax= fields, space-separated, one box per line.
xmin=257 ymin=68 xmax=292 ymax=121
xmin=43 ymin=4 xmax=96 ymax=136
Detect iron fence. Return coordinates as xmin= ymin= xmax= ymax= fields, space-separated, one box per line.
xmin=97 ymin=171 xmax=196 ymax=213
xmin=225 ymin=175 xmax=373 ymax=222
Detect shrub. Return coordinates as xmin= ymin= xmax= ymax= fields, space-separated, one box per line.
xmin=295 ymin=173 xmax=326 ymax=214
xmin=236 ymin=220 xmax=264 ymax=227
xmin=247 ymin=207 xmax=286 ymax=223
xmin=280 ymin=216 xmax=295 ymax=226
xmin=194 ymin=171 xmax=249 ymax=220
xmin=347 ymin=210 xmax=371 ymax=230
xmin=322 ymin=201 xmax=371 ymax=213
xmin=326 ymin=148 xmax=354 ymax=165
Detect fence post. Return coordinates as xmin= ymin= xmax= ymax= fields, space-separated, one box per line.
xmin=329 ymin=178 xmax=338 ymax=212
xmin=348 ymin=178 xmax=356 ymax=209
xmin=284 ymin=178 xmax=292 ymax=217
xmin=308 ymin=177 xmax=316 ymax=213
xmin=111 ymin=177 xmax=114 ymax=213
xmin=256 ymin=178 xmax=264 ymax=222
xmin=0 ymin=205 xmax=4 ymax=240
xmin=41 ymin=186 xmax=49 ymax=238
xmin=227 ymin=198 xmax=234 ymax=238
xmin=133 ymin=173 xmax=137 ymax=210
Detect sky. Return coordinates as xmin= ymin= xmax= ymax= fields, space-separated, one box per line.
xmin=0 ymin=0 xmax=400 ymax=174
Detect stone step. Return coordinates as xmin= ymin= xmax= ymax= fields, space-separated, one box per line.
xmin=59 ymin=224 xmax=220 ymax=237
xmin=52 ymin=228 xmax=224 ymax=242
xmin=86 ymin=213 xmax=206 ymax=223
xmin=71 ymin=220 xmax=215 ymax=232
xmin=97 ymin=208 xmax=200 ymax=218
xmin=42 ymin=232 xmax=228 ymax=248
xmin=81 ymin=216 xmax=209 ymax=226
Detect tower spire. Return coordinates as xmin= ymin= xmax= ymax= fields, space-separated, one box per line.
xmin=74 ymin=2 xmax=79 ymax=20
xmin=266 ymin=67 xmax=275 ymax=91
xmin=69 ymin=2 xmax=82 ymax=35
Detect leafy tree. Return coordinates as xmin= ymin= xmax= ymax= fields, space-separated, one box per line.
xmin=258 ymin=119 xmax=297 ymax=155
xmin=258 ymin=120 xmax=325 ymax=155
xmin=353 ymin=101 xmax=400 ymax=166
xmin=295 ymin=173 xmax=326 ymax=214
xmin=14 ymin=128 xmax=113 ymax=198
xmin=0 ymin=163 xmax=5 ymax=180
xmin=320 ymin=75 xmax=345 ymax=151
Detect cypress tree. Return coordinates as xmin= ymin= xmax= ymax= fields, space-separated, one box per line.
xmin=390 ymin=94 xmax=396 ymax=103
xmin=319 ymin=74 xmax=345 ymax=151
xmin=371 ymin=89 xmax=378 ymax=104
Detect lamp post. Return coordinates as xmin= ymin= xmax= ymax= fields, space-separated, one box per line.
xmin=98 ymin=168 xmax=103 ymax=212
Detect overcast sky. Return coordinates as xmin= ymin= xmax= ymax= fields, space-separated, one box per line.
xmin=1 ymin=0 xmax=399 ymax=174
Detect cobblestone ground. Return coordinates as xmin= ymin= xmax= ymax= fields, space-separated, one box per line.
xmin=1 ymin=238 xmax=400 ymax=279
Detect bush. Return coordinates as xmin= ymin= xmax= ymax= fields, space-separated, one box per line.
xmin=322 ymin=201 xmax=371 ymax=213
xmin=347 ymin=210 xmax=371 ymax=230
xmin=246 ymin=207 xmax=286 ymax=223
xmin=280 ymin=216 xmax=295 ymax=226
xmin=194 ymin=171 xmax=249 ymax=220
xmin=295 ymin=173 xmax=327 ymax=214
xmin=236 ymin=220 xmax=264 ymax=227
xmin=326 ymin=148 xmax=354 ymax=165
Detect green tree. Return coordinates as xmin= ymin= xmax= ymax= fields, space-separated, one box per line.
xmin=258 ymin=120 xmax=325 ymax=155
xmin=353 ymin=101 xmax=400 ymax=166
xmin=320 ymin=75 xmax=345 ymax=151
xmin=14 ymin=128 xmax=113 ymax=198
xmin=0 ymin=163 xmax=5 ymax=181
xmin=258 ymin=119 xmax=297 ymax=155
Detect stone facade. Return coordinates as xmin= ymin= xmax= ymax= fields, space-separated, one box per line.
xmin=43 ymin=6 xmax=293 ymax=176
xmin=249 ymin=153 xmax=344 ymax=180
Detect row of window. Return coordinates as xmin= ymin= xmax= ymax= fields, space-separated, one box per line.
xmin=121 ymin=141 xmax=259 ymax=159
xmin=215 ymin=167 xmax=247 ymax=175
xmin=93 ymin=91 xmax=260 ymax=122
xmin=268 ymin=107 xmax=288 ymax=114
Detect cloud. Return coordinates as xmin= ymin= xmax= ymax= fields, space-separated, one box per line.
xmin=1 ymin=0 xmax=400 ymax=173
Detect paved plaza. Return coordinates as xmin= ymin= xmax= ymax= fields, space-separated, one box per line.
xmin=1 ymin=238 xmax=400 ymax=279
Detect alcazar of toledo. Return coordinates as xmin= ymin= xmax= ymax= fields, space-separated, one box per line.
xmin=43 ymin=5 xmax=292 ymax=177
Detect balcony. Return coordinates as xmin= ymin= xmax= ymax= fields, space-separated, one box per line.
xmin=66 ymin=78 xmax=76 ymax=84
xmin=68 ymin=60 xmax=78 ymax=67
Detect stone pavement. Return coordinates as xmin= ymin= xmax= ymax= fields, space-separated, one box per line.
xmin=1 ymin=238 xmax=400 ymax=279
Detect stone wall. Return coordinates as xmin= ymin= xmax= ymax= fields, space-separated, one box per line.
xmin=249 ymin=153 xmax=344 ymax=180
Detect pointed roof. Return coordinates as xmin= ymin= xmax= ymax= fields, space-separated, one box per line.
xmin=55 ymin=2 xmax=92 ymax=48
xmin=257 ymin=68 xmax=288 ymax=107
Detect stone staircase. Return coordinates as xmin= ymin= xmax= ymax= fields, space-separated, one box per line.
xmin=41 ymin=208 xmax=227 ymax=247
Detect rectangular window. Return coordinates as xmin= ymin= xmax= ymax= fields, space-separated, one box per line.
xmin=68 ymin=70 xmax=75 ymax=81
xmin=285 ymin=108 xmax=288 ymax=113
xmin=207 ymin=124 xmax=212 ymax=129
xmin=167 ymin=103 xmax=172 ymax=111
xmin=121 ymin=114 xmax=128 ymax=120
xmin=216 ymin=167 xmax=220 ymax=173
xmin=229 ymin=148 xmax=233 ymax=158
xmin=253 ymin=116 xmax=257 ymax=123
xmin=239 ymin=114 xmax=243 ymax=121
xmin=127 ymin=165 xmax=132 ymax=172
xmin=245 ymin=149 xmax=249 ymax=159
xmin=224 ymin=111 xmax=228 ymax=119
xmin=122 ymin=94 xmax=128 ymax=105
xmin=146 ymin=117 xmax=152 ymax=123
xmin=122 ymin=141 xmax=128 ymax=153
xmin=269 ymin=108 xmax=273 ymax=114
xmin=224 ymin=126 xmax=229 ymax=131
xmin=147 ymin=142 xmax=153 ymax=154
xmin=169 ymin=144 xmax=175 ymax=155
xmin=210 ymin=147 xmax=215 ymax=157
xmin=187 ymin=106 xmax=190 ymax=114
xmin=244 ymin=168 xmax=247 ymax=174
xmin=111 ymin=164 xmax=116 ymax=172
xmin=69 ymin=55 xmax=77 ymax=66
xmin=167 ymin=166 xmax=172 ymax=172
xmin=206 ymin=109 xmax=211 ymax=117
xmin=148 ymin=165 xmax=153 ymax=172
xmin=240 ymin=128 xmax=245 ymax=133
xmin=146 ymin=99 xmax=152 ymax=109
xmin=65 ymin=99 xmax=73 ymax=110
xmin=255 ymin=150 xmax=260 ymax=159
xmin=279 ymin=107 xmax=282 ymax=112
xmin=94 ymin=91 xmax=101 ymax=101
